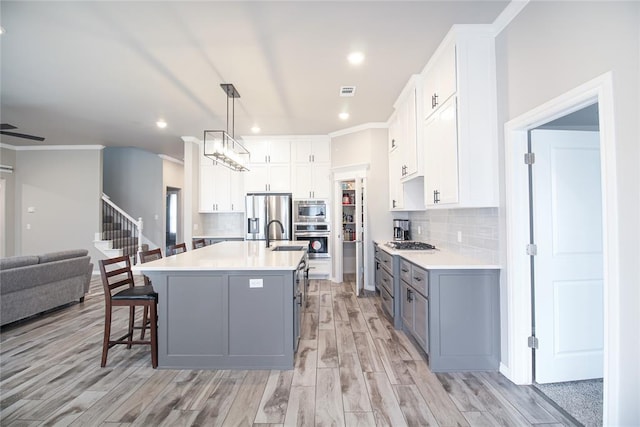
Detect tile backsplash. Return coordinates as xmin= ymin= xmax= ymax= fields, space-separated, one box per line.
xmin=409 ymin=208 xmax=499 ymax=263
xmin=198 ymin=213 xmax=245 ymax=237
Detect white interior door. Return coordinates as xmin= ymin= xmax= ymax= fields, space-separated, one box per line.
xmin=531 ymin=129 xmax=603 ymax=384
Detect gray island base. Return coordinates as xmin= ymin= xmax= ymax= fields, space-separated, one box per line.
xmin=135 ymin=241 xmax=305 ymax=370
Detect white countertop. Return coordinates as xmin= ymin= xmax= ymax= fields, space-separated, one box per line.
xmin=376 ymin=241 xmax=501 ymax=270
xmin=133 ymin=241 xmax=306 ymax=272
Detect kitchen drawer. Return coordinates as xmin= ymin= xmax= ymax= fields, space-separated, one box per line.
xmin=379 ymin=267 xmax=394 ymax=297
xmin=380 ymin=285 xmax=394 ymax=318
xmin=400 ymin=259 xmax=412 ymax=283
xmin=379 ymin=248 xmax=393 ymax=273
xmin=411 ymin=265 xmax=428 ymax=297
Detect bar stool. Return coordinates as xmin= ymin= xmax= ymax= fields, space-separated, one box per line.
xmin=192 ymin=238 xmax=206 ymax=250
xmin=138 ymin=248 xmax=162 ymax=339
xmin=167 ymin=242 xmax=187 ymax=256
xmin=99 ymin=255 xmax=158 ymax=368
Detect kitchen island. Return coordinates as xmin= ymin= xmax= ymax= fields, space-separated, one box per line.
xmin=134 ymin=241 xmax=307 ymax=370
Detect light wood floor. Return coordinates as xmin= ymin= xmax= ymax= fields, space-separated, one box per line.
xmin=0 ymin=276 xmax=577 ymax=426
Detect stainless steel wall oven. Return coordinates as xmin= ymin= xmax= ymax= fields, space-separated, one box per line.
xmin=294 ymin=223 xmax=330 ymax=258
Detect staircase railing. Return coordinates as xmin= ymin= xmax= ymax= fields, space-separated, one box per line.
xmin=101 ymin=194 xmax=143 ymax=263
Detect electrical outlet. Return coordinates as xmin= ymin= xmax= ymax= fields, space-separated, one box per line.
xmin=457 ymin=231 xmax=462 ymax=242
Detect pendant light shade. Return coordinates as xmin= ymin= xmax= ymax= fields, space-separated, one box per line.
xmin=203 ymin=83 xmax=250 ymax=171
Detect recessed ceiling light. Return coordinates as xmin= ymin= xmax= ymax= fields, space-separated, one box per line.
xmin=156 ymin=120 xmax=167 ymax=129
xmin=251 ymin=126 xmax=261 ymax=134
xmin=339 ymin=112 xmax=350 ymax=120
xmin=347 ymin=51 xmax=365 ymax=65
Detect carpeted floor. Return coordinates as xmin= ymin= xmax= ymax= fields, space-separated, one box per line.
xmin=534 ymin=379 xmax=603 ymax=427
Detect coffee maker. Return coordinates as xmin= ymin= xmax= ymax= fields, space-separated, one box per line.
xmin=393 ymin=219 xmax=410 ymax=241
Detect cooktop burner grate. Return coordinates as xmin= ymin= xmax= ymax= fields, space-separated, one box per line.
xmin=385 ymin=241 xmax=436 ymax=250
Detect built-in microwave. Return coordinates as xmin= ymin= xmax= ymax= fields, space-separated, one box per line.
xmin=294 ymin=200 xmax=327 ymax=223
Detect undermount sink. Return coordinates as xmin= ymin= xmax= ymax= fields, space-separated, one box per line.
xmin=271 ymin=245 xmax=305 ymax=251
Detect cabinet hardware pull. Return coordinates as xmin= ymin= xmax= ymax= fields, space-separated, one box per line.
xmin=432 ymin=93 xmax=439 ymax=109
xmin=414 ymin=277 xmax=422 ymax=282
xmin=433 ymin=190 xmax=440 ymax=204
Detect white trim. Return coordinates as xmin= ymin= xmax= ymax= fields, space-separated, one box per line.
xmin=491 ymin=0 xmax=530 ymax=36
xmin=158 ymin=154 xmax=184 ymax=165
xmin=328 ymin=123 xmax=387 ymax=138
xmin=0 ymin=144 xmax=104 ymax=151
xmin=503 ymin=72 xmax=618 ymax=424
xmin=331 ymin=162 xmax=370 ymax=177
xmin=0 ymin=165 xmax=14 ymax=174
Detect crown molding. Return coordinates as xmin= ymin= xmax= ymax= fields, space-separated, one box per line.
xmin=328 ymin=122 xmax=388 ymax=138
xmin=491 ymin=0 xmax=530 ymax=36
xmin=0 ymin=143 xmax=104 ymax=151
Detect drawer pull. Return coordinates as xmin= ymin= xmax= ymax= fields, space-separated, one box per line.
xmin=413 ymin=277 xmax=422 ymax=282
xmin=401 ymin=268 xmax=409 ymax=273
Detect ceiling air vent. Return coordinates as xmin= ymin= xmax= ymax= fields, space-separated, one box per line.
xmin=339 ymin=86 xmax=356 ymax=97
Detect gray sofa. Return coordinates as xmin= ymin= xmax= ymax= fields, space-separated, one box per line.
xmin=0 ymin=249 xmax=93 ymax=326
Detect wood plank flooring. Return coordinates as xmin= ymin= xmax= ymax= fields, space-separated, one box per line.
xmin=0 ymin=276 xmax=578 ymax=426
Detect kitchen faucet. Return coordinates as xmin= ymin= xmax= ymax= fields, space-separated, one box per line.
xmin=266 ymin=219 xmax=284 ymax=248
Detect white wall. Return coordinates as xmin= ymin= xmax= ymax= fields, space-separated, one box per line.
xmin=0 ymin=147 xmax=17 ymax=256
xmin=497 ymin=2 xmax=639 ymax=423
xmin=12 ymin=147 xmax=103 ymax=265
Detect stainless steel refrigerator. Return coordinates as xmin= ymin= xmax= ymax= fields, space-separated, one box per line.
xmin=245 ymin=193 xmax=293 ymax=241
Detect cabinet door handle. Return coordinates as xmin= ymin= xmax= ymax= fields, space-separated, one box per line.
xmin=391 ymin=139 xmax=396 ymax=148
xmin=392 ymin=199 xmax=397 ymax=208
xmin=407 ymin=289 xmax=413 ymax=302
xmin=433 ymin=190 xmax=440 ymax=204
xmin=432 ymin=93 xmax=439 ymax=109
xmin=312 ymin=154 xmax=315 ymax=162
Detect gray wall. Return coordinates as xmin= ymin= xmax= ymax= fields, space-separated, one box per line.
xmin=103 ymin=147 xmax=164 ymax=249
xmin=12 ymin=148 xmax=102 ymax=265
xmin=162 ymin=156 xmax=185 ymax=247
xmin=497 ymin=2 xmax=639 ymax=422
xmin=331 ymin=127 xmax=392 ymax=286
xmin=0 ymin=147 xmax=17 ymax=256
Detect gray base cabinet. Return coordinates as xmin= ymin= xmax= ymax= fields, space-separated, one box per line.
xmin=147 ymin=270 xmax=295 ymax=370
xmin=400 ymin=260 xmax=429 ymax=353
xmin=374 ymin=243 xmax=402 ymax=329
xmin=398 ymin=257 xmax=500 ymax=372
xmin=428 ymin=269 xmax=500 ymax=372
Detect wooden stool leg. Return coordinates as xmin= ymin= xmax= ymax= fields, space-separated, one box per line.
xmin=101 ymin=307 xmax=112 ymax=367
xmin=150 ymin=302 xmax=158 ymax=369
xmin=127 ymin=306 xmax=135 ymax=349
xmin=141 ymin=306 xmax=149 ymax=340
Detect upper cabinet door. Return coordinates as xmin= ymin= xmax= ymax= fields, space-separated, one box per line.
xmin=267 ymin=139 xmax=291 ymax=164
xmin=292 ymin=138 xmax=331 ymax=164
xmin=423 ymin=39 xmax=456 ymax=119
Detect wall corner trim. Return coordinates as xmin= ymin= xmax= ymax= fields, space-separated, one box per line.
xmin=491 ymin=0 xmax=530 ymax=36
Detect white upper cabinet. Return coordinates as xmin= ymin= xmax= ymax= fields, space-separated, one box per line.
xmin=242 ymin=138 xmax=292 ymax=192
xmin=424 ymin=96 xmax=459 ymax=205
xmin=423 ymin=40 xmax=456 ymax=118
xmin=199 ymin=146 xmax=245 ymax=213
xmin=244 ymin=138 xmax=291 ymax=164
xmin=291 ymin=136 xmax=331 ymax=199
xmin=292 ymin=138 xmax=331 ymax=164
xmin=421 ymin=25 xmax=499 ymax=208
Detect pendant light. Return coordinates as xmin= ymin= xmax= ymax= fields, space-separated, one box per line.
xmin=203 ymin=83 xmax=250 ymax=171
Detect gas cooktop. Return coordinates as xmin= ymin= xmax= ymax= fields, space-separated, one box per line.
xmin=385 ymin=241 xmax=436 ymax=250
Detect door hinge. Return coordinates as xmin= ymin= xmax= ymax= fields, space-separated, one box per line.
xmin=524 ymin=152 xmax=535 ymax=165
xmin=526 ymin=243 xmax=537 ymax=256
xmin=528 ymin=336 xmax=539 ymax=349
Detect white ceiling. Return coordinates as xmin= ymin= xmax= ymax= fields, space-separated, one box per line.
xmin=0 ymin=1 xmax=509 ymax=160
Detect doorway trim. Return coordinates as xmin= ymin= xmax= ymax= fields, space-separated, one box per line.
xmin=503 ymin=72 xmax=618 ymax=421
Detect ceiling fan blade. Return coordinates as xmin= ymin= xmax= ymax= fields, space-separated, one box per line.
xmin=0 ymin=130 xmax=45 ymax=141
xmin=0 ymin=123 xmax=18 ymax=130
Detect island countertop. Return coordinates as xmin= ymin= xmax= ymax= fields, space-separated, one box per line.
xmin=134 ymin=240 xmax=306 ymax=272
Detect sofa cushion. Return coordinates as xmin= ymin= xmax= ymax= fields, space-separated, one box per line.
xmin=38 ymin=249 xmax=89 ymax=264
xmin=0 ymin=256 xmax=91 ymax=294
xmin=0 ymin=256 xmax=39 ymax=270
